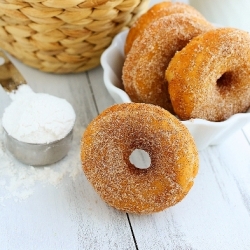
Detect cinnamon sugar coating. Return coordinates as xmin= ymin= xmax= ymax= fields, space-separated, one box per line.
xmin=166 ymin=28 xmax=250 ymax=121
xmin=81 ymin=103 xmax=199 ymax=214
xmin=122 ymin=13 xmax=213 ymax=113
xmin=124 ymin=2 xmax=211 ymax=55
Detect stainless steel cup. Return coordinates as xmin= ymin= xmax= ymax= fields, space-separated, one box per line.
xmin=3 ymin=128 xmax=73 ymax=166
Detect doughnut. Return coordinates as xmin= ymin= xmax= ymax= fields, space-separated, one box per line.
xmin=124 ymin=2 xmax=210 ymax=55
xmin=166 ymin=28 xmax=250 ymax=121
xmin=122 ymin=13 xmax=213 ymax=113
xmin=81 ymin=103 xmax=199 ymax=214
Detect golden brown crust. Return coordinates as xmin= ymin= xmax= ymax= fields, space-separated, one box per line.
xmin=81 ymin=103 xmax=199 ymax=214
xmin=166 ymin=28 xmax=250 ymax=121
xmin=124 ymin=2 xmax=211 ymax=55
xmin=122 ymin=13 xmax=213 ymax=113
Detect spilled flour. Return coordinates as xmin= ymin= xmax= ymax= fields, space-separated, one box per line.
xmin=0 ymin=121 xmax=82 ymax=204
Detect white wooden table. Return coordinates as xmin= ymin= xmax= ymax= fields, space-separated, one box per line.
xmin=1 ymin=1 xmax=250 ymax=249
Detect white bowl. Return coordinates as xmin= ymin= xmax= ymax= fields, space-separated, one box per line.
xmin=101 ymin=30 xmax=250 ymax=150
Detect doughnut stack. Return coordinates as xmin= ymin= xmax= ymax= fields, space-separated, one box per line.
xmin=122 ymin=1 xmax=250 ymax=122
xmin=81 ymin=2 xmax=250 ymax=214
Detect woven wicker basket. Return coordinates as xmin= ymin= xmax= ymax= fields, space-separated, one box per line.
xmin=0 ymin=0 xmax=149 ymax=73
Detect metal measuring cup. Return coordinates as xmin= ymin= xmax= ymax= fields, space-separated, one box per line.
xmin=0 ymin=51 xmax=75 ymax=166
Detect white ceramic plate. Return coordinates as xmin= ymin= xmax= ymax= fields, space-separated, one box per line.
xmin=101 ymin=29 xmax=250 ymax=150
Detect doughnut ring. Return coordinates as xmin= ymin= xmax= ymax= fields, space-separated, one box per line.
xmin=81 ymin=103 xmax=199 ymax=214
xmin=166 ymin=28 xmax=250 ymax=121
xmin=124 ymin=2 xmax=210 ymax=55
xmin=122 ymin=14 xmax=213 ymax=113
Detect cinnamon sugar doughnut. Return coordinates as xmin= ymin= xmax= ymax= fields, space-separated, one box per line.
xmin=122 ymin=13 xmax=213 ymax=113
xmin=166 ymin=28 xmax=250 ymax=121
xmin=124 ymin=2 xmax=210 ymax=55
xmin=81 ymin=103 xmax=199 ymax=214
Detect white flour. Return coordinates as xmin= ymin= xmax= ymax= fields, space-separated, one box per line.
xmin=2 ymin=85 xmax=76 ymax=144
xmin=0 ymin=85 xmax=81 ymax=204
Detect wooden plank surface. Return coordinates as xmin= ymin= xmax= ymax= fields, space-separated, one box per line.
xmin=1 ymin=0 xmax=250 ymax=249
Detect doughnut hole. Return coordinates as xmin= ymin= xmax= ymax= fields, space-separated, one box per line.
xmin=129 ymin=149 xmax=151 ymax=169
xmin=216 ymin=71 xmax=234 ymax=93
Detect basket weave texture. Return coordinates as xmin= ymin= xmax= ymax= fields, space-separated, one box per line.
xmin=0 ymin=0 xmax=149 ymax=73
